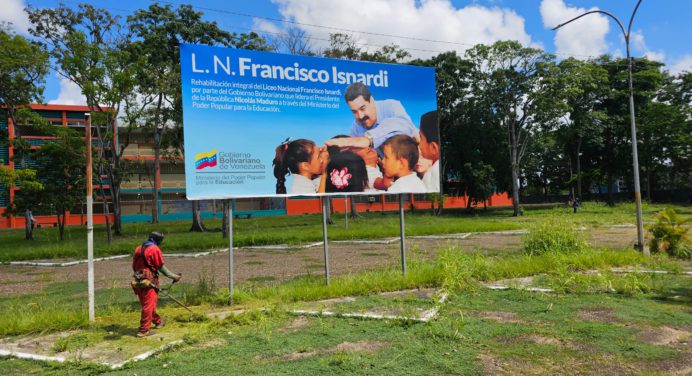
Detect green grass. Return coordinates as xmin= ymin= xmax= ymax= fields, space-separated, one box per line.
xmin=1 ymin=202 xmax=688 ymax=262
xmin=1 ymin=204 xmax=690 ymax=374
xmin=3 ymin=271 xmax=689 ymax=375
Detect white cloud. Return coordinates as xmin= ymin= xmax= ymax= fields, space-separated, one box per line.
xmin=631 ymin=30 xmax=665 ymax=62
xmin=48 ymin=76 xmax=87 ymax=106
xmin=669 ymin=55 xmax=692 ymax=75
xmin=271 ymin=0 xmax=537 ymax=59
xmin=644 ymin=51 xmax=665 ymax=62
xmin=540 ymin=0 xmax=609 ymax=58
xmin=0 ymin=0 xmax=31 ymax=35
xmin=253 ymin=18 xmax=282 ymax=36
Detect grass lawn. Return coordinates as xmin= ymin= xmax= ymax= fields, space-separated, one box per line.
xmin=0 ymin=202 xmax=688 ymax=262
xmin=0 ymin=248 xmax=689 ymax=374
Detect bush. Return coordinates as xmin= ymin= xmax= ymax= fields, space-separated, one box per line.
xmin=522 ymin=218 xmax=589 ymax=256
xmin=648 ymin=208 xmax=691 ymax=259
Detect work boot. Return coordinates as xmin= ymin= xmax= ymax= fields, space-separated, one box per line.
xmin=136 ymin=330 xmax=156 ymax=338
xmin=153 ymin=317 xmax=167 ymax=329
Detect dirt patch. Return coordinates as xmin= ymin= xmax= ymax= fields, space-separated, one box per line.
xmin=477 ymin=311 xmax=525 ymax=324
xmin=577 ymin=307 xmax=618 ymax=323
xmin=263 ymin=340 xmax=389 ymax=362
xmin=477 ymin=353 xmax=540 ymax=375
xmin=280 ymin=317 xmax=310 ymax=333
xmin=0 ymin=227 xmax=643 ymax=297
xmin=496 ymin=335 xmax=562 ymax=347
xmin=645 ymin=348 xmax=692 ymax=375
xmin=635 ymin=326 xmax=691 ymax=346
xmin=334 ymin=340 xmax=387 ymax=353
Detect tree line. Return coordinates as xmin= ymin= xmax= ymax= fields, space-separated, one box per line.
xmin=1 ymin=3 xmax=689 ymax=241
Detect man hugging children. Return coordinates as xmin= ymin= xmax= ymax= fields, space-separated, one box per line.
xmin=272 ymin=110 xmax=439 ymax=195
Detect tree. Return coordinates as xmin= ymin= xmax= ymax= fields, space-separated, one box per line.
xmin=462 ymin=162 xmax=495 ymax=209
xmin=0 ymin=25 xmax=49 ymax=239
xmin=324 ymin=33 xmax=410 ymax=64
xmin=12 ymin=127 xmax=85 ymax=240
xmin=127 ymin=4 xmax=271 ymax=225
xmin=595 ymin=56 xmax=665 ymax=204
xmin=0 ymin=25 xmax=49 ymax=126
xmin=465 ymin=41 xmax=562 ymax=216
xmin=0 ymin=166 xmax=43 ymax=240
xmin=274 ymin=27 xmax=315 ymax=56
xmin=28 ymin=4 xmax=139 ymax=240
xmin=556 ymin=58 xmax=608 ymax=197
xmin=636 ymin=71 xmax=691 ymax=201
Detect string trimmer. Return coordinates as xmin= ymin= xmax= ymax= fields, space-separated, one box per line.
xmin=155 ymin=280 xmax=193 ymax=313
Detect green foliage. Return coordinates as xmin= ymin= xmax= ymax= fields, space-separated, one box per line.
xmin=462 ymin=162 xmax=495 ymax=208
xmin=648 ymin=208 xmax=691 ymax=259
xmin=323 ymin=33 xmax=410 ymax=64
xmin=522 ymin=218 xmax=589 ymax=256
xmin=0 ymin=25 xmax=49 ymax=121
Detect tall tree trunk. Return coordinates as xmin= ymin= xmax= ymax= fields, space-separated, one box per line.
xmin=57 ymin=210 xmax=65 ymax=241
xmin=511 ymin=165 xmax=522 ymax=216
xmin=326 ymin=198 xmax=334 ymax=225
xmin=646 ymin=169 xmax=652 ymax=203
xmin=112 ymin=183 xmax=122 ymax=236
xmin=96 ymin=174 xmax=112 ymax=244
xmin=576 ymin=138 xmax=582 ymax=198
xmin=435 ymin=193 xmax=444 ymax=216
xmin=222 ymin=200 xmax=229 ymax=238
xmin=508 ymin=119 xmax=522 ymax=216
xmin=349 ymin=197 xmax=360 ymax=218
xmin=24 ymin=209 xmax=34 ymax=240
xmin=606 ymin=169 xmax=614 ymax=206
xmin=152 ymin=147 xmax=160 ymax=223
xmin=151 ymin=94 xmax=163 ymax=224
xmin=190 ymin=200 xmax=206 ymax=232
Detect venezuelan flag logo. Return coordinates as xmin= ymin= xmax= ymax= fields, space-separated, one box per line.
xmin=195 ymin=149 xmax=217 ymax=170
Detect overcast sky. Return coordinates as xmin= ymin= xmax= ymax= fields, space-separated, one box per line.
xmin=4 ymin=0 xmax=691 ymax=106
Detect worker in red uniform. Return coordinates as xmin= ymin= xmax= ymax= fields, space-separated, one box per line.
xmin=131 ymin=231 xmax=181 ymax=337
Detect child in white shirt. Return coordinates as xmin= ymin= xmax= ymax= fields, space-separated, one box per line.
xmin=273 ymin=139 xmax=328 ymax=194
xmin=381 ymin=135 xmax=427 ymax=193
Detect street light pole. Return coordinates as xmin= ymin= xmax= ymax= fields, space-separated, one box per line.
xmin=552 ymin=0 xmax=647 ymax=256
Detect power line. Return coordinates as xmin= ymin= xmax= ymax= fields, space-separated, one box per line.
xmin=35 ymin=0 xmax=643 ymax=66
xmin=153 ymin=0 xmax=614 ymax=60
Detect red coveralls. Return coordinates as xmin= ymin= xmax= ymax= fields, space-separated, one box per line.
xmin=132 ymin=244 xmax=165 ymax=333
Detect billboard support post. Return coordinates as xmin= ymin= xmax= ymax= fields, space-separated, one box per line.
xmin=321 ymin=197 xmax=330 ymax=285
xmin=228 ymin=199 xmax=234 ymax=304
xmin=399 ymin=194 xmax=407 ymax=275
xmin=344 ymin=196 xmax=348 ymax=229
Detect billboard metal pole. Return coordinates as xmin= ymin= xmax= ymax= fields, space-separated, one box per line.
xmin=399 ymin=194 xmax=407 ymax=275
xmin=344 ymin=196 xmax=348 ymax=229
xmin=321 ymin=197 xmax=330 ymax=285
xmin=228 ymin=199 xmax=234 ymax=304
xmin=85 ymin=112 xmax=95 ymax=322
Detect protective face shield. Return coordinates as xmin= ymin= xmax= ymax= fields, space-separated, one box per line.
xmin=149 ymin=231 xmax=165 ymax=245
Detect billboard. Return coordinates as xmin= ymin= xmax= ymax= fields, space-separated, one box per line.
xmin=180 ymin=43 xmax=438 ymax=199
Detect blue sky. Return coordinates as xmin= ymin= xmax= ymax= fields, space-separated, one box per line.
xmin=4 ymin=0 xmax=691 ymax=105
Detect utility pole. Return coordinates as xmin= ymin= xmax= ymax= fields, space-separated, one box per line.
xmin=552 ymin=0 xmax=647 ymax=255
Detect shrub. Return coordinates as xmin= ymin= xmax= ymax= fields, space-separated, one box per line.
xmin=522 ymin=218 xmax=589 ymax=256
xmin=648 ymin=208 xmax=691 ymax=259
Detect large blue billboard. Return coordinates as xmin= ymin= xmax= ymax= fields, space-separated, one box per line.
xmin=180 ymin=43 xmax=438 ymax=199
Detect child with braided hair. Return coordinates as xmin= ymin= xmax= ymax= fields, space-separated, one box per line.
xmin=273 ymin=138 xmax=329 ymax=194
